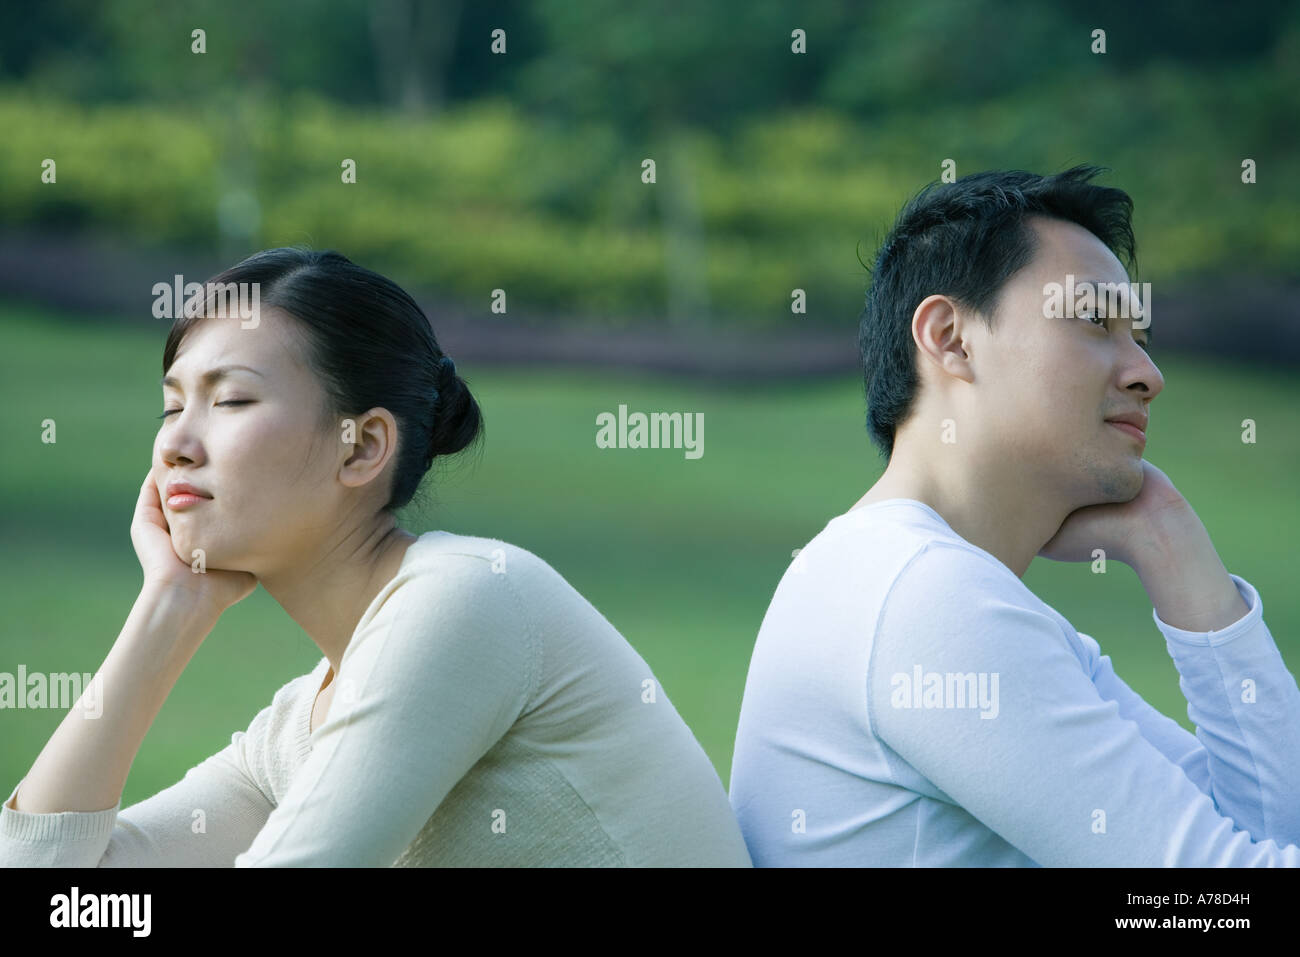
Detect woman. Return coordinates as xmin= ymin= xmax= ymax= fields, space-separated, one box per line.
xmin=0 ymin=248 xmax=752 ymax=867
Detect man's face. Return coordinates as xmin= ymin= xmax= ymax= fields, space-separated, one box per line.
xmin=966 ymin=215 xmax=1163 ymax=507
xmin=153 ymin=307 xmax=351 ymax=576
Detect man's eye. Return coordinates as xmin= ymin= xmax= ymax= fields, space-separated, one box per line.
xmin=156 ymin=400 xmax=251 ymax=420
xmin=1081 ymin=313 xmax=1107 ymax=327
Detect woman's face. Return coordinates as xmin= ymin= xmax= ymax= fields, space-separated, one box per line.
xmin=154 ymin=307 xmax=348 ymax=577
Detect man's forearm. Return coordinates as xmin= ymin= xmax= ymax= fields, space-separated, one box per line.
xmin=1125 ymin=501 xmax=1250 ymax=633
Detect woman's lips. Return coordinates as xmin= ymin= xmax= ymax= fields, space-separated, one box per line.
xmin=166 ymin=493 xmax=211 ymax=509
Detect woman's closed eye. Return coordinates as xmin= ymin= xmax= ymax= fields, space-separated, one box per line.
xmin=157 ymin=400 xmax=254 ymax=419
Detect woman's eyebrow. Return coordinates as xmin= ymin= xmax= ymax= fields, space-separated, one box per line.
xmin=161 ymin=364 xmax=264 ymax=389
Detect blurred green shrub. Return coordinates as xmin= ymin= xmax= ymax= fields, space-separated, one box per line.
xmin=2 ymin=57 xmax=1295 ymax=327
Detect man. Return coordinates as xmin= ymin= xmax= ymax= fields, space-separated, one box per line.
xmin=728 ymin=166 xmax=1300 ymax=866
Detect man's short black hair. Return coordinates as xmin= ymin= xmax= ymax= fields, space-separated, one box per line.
xmin=857 ymin=164 xmax=1138 ymax=461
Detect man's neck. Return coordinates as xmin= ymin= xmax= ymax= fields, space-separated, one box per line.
xmin=853 ymin=453 xmax=1066 ymax=579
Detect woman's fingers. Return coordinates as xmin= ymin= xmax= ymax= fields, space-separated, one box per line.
xmin=134 ymin=469 xmax=167 ymax=530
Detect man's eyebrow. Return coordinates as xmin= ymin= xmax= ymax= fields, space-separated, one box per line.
xmin=161 ymin=365 xmax=264 ymax=389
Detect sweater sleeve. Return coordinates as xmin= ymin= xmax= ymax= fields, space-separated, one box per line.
xmin=868 ymin=542 xmax=1300 ymax=866
xmin=234 ymin=552 xmax=540 ymax=866
xmin=0 ymin=704 xmax=276 ymax=867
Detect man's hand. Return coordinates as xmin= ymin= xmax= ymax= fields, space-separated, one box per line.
xmin=1037 ymin=459 xmax=1187 ymax=567
xmin=1039 ymin=459 xmax=1249 ymax=632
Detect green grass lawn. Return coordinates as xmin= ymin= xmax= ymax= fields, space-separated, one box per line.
xmin=2 ymin=303 xmax=1297 ymax=809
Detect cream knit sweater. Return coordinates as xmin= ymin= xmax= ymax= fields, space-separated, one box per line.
xmin=1 ymin=531 xmax=752 ymax=867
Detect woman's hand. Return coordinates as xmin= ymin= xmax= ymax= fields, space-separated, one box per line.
xmin=131 ymin=469 xmax=257 ymax=616
xmin=1037 ymin=459 xmax=1190 ymax=567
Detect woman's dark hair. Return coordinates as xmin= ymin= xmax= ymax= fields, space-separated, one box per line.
xmin=858 ymin=164 xmax=1137 ymax=461
xmin=162 ymin=247 xmax=484 ymax=513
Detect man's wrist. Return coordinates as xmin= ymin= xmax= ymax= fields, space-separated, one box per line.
xmin=1122 ymin=498 xmax=1194 ymax=571
xmin=1125 ymin=502 xmax=1251 ymax=633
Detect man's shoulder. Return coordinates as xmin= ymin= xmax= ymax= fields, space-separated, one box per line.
xmin=874 ymin=539 xmax=1085 ymax=669
xmin=883 ymin=539 xmax=1030 ymax=616
xmin=757 ymin=507 xmax=1042 ymax=663
xmin=802 ymin=502 xmax=976 ymax=567
xmin=795 ymin=503 xmax=1015 ymax=601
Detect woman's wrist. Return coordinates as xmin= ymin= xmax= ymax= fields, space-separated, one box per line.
xmin=133 ymin=582 xmax=223 ymax=651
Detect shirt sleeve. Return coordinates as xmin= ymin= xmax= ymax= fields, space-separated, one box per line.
xmin=234 ymin=551 xmax=540 ymax=866
xmin=0 ymin=706 xmax=276 ymax=867
xmin=1075 ymin=632 xmax=1213 ymax=797
xmin=867 ymin=542 xmax=1300 ymax=866
xmin=1152 ymin=575 xmax=1300 ymax=846
xmin=1075 ymin=574 xmax=1300 ymax=851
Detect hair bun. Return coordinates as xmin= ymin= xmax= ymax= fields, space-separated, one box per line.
xmin=425 ymin=354 xmax=481 ymax=465
xmin=433 ymin=355 xmax=459 ymax=408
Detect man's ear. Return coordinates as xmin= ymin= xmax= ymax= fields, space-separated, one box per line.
xmin=912 ymin=295 xmax=974 ymax=381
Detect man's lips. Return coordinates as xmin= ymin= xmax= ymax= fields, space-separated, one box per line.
xmin=1106 ymin=420 xmax=1146 ymax=443
xmin=1105 ymin=410 xmax=1148 ymax=445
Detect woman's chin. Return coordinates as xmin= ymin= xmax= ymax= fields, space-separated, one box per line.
xmin=170 ymin=531 xmax=225 ymax=571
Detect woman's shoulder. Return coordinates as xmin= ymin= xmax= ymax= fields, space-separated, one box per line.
xmin=356 ymin=531 xmax=569 ymax=633
xmin=398 ymin=530 xmax=567 ymax=593
xmin=384 ymin=531 xmax=615 ymax=646
xmin=348 ymin=533 xmax=567 ymax=709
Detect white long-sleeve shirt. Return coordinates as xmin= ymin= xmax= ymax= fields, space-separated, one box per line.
xmin=729 ymin=498 xmax=1300 ymax=866
xmin=1 ymin=531 xmax=752 ymax=867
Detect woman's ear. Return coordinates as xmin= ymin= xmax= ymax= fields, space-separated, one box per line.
xmin=338 ymin=408 xmax=400 ymax=491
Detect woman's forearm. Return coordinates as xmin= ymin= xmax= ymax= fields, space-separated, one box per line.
xmin=5 ymin=585 xmax=220 ymax=815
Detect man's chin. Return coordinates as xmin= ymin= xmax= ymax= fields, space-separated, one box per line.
xmin=1077 ymin=455 xmax=1144 ymax=505
xmin=1104 ymin=461 xmax=1145 ymax=503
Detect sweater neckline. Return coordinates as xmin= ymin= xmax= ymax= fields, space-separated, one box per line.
xmin=296 ymin=658 xmax=332 ymax=760
xmin=295 ymin=529 xmax=449 ymax=760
